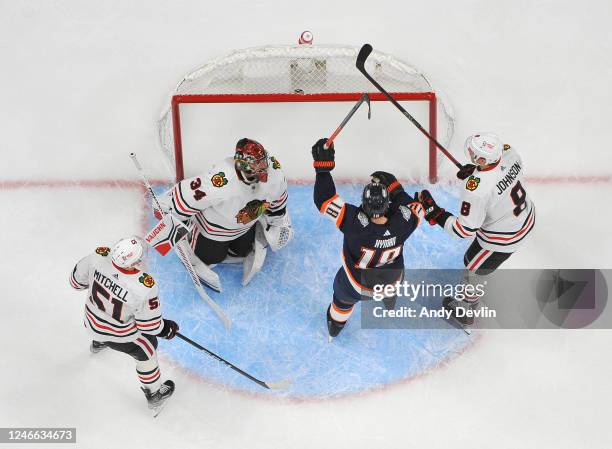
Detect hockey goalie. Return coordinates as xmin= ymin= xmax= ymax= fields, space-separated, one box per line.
xmin=158 ymin=138 xmax=293 ymax=291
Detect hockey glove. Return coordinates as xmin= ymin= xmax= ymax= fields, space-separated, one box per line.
xmin=312 ymin=138 xmax=335 ymax=172
xmin=262 ymin=211 xmax=294 ymax=251
xmin=158 ymin=319 xmax=179 ymax=340
xmin=456 ymin=164 xmax=477 ymax=180
xmin=418 ymin=190 xmax=452 ymax=226
xmin=371 ymin=171 xmax=404 ymax=201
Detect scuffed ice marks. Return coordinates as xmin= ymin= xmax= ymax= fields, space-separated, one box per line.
xmin=150 ymin=184 xmax=472 ymax=398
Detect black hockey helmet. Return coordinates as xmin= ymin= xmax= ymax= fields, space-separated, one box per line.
xmin=361 ymin=182 xmax=390 ymax=218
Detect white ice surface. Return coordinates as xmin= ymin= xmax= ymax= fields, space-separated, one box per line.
xmin=1 ymin=1 xmax=612 ymax=448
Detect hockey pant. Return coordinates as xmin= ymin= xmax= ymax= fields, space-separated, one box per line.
xmin=193 ymin=226 xmax=256 ymax=265
xmin=104 ymin=333 xmax=162 ymax=391
xmin=328 ymin=268 xmax=397 ymax=324
xmin=464 ymin=240 xmax=513 ymax=274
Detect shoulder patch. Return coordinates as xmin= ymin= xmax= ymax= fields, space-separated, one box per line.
xmin=139 ymin=273 xmax=155 ymax=288
xmin=357 ymin=211 xmax=370 ymax=227
xmin=503 ymin=144 xmax=511 ymax=151
xmin=399 ymin=205 xmax=413 ymax=222
xmin=211 ymin=171 xmax=228 ymax=188
xmin=466 ymin=175 xmax=480 ymax=191
xmin=95 ymin=246 xmax=110 ymax=256
xmin=270 ymin=156 xmax=281 ymax=170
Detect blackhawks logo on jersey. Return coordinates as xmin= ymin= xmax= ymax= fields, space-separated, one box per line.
xmin=271 ymin=156 xmax=281 ymax=170
xmin=503 ymin=144 xmax=511 ymax=151
xmin=235 ymin=199 xmax=270 ymax=225
xmin=139 ymin=273 xmax=155 ymax=288
xmin=211 ymin=171 xmax=228 ymax=188
xmin=95 ymin=246 xmax=110 ymax=256
xmin=466 ymin=175 xmax=480 ymax=191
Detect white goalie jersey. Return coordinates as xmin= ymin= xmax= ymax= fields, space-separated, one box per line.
xmin=443 ymin=145 xmax=535 ymax=253
xmin=163 ymin=156 xmax=290 ymax=245
xmin=69 ymin=247 xmax=166 ymax=343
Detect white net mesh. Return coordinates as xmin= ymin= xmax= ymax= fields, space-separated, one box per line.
xmin=158 ymin=44 xmax=455 ymax=181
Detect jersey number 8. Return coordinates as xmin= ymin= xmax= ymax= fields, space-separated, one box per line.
xmin=510 ymin=181 xmax=527 ymax=216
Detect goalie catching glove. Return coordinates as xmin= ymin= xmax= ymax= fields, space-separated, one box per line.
xmin=311 ymin=138 xmax=335 ymax=172
xmin=417 ymin=190 xmax=452 ymax=226
xmin=261 ymin=211 xmax=294 ymax=251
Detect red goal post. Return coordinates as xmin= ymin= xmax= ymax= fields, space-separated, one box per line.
xmin=158 ymin=45 xmax=454 ymax=184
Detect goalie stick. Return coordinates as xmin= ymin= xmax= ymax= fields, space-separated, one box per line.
xmin=356 ymin=44 xmax=461 ymax=169
xmin=324 ymin=93 xmax=371 ymax=149
xmin=130 ymin=152 xmax=232 ymax=330
xmin=176 ymin=332 xmax=291 ymax=390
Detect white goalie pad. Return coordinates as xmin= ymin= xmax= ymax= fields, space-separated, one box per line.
xmin=186 ymin=244 xmax=222 ymax=292
xmin=242 ymin=222 xmax=268 ymax=286
xmin=262 ymin=212 xmax=294 ymax=252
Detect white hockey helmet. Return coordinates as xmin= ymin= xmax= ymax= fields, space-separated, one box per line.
xmin=111 ymin=237 xmax=145 ymax=270
xmin=464 ymin=133 xmax=503 ymax=166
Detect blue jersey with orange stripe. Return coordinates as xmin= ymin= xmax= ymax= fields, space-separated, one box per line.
xmin=314 ymin=172 xmax=423 ymax=296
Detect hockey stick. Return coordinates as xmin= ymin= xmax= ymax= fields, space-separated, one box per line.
xmin=176 ymin=332 xmax=291 ymax=390
xmin=324 ymin=93 xmax=371 ymax=149
xmin=356 ymin=44 xmax=461 ymax=169
xmin=129 ymin=153 xmax=232 ymax=330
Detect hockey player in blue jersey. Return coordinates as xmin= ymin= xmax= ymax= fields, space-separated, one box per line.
xmin=311 ymin=138 xmax=425 ymax=339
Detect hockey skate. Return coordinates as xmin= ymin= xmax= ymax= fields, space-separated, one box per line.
xmin=142 ymin=380 xmax=175 ymax=417
xmin=326 ymin=305 xmax=346 ymax=342
xmin=443 ymin=297 xmax=478 ymax=327
xmin=90 ymin=340 xmax=107 ymax=354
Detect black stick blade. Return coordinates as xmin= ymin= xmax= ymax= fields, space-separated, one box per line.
xmin=356 ymin=44 xmax=373 ymax=71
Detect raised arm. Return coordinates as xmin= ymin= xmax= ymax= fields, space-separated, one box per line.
xmin=312 ymin=138 xmax=338 ymax=210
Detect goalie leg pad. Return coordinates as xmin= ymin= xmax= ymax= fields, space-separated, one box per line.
xmin=189 ymin=240 xmax=222 ymax=292
xmin=242 ymin=223 xmax=268 ymax=286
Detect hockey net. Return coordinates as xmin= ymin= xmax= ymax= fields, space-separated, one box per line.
xmin=158 ymin=44 xmax=455 ymax=183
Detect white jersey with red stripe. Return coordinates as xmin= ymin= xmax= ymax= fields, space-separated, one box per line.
xmin=164 ymin=157 xmax=288 ymax=242
xmin=69 ymin=247 xmax=165 ymax=343
xmin=444 ymin=145 xmax=535 ymax=253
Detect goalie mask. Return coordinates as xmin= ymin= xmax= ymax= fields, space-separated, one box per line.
xmin=234 ymin=138 xmax=269 ymax=184
xmin=361 ymin=182 xmax=390 ymax=219
xmin=464 ymin=133 xmax=503 ymax=166
xmin=111 ymin=237 xmax=146 ymax=271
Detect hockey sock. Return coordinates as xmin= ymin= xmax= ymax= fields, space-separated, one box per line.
xmin=329 ymin=298 xmax=354 ymax=323
xmin=136 ymin=355 xmax=162 ymax=392
xmin=462 ymin=270 xmax=481 ymax=306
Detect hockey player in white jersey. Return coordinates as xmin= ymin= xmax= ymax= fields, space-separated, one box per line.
xmin=69 ymin=237 xmax=179 ymax=415
xmin=417 ymin=133 xmax=536 ymax=325
xmin=160 ymin=138 xmax=293 ymax=291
